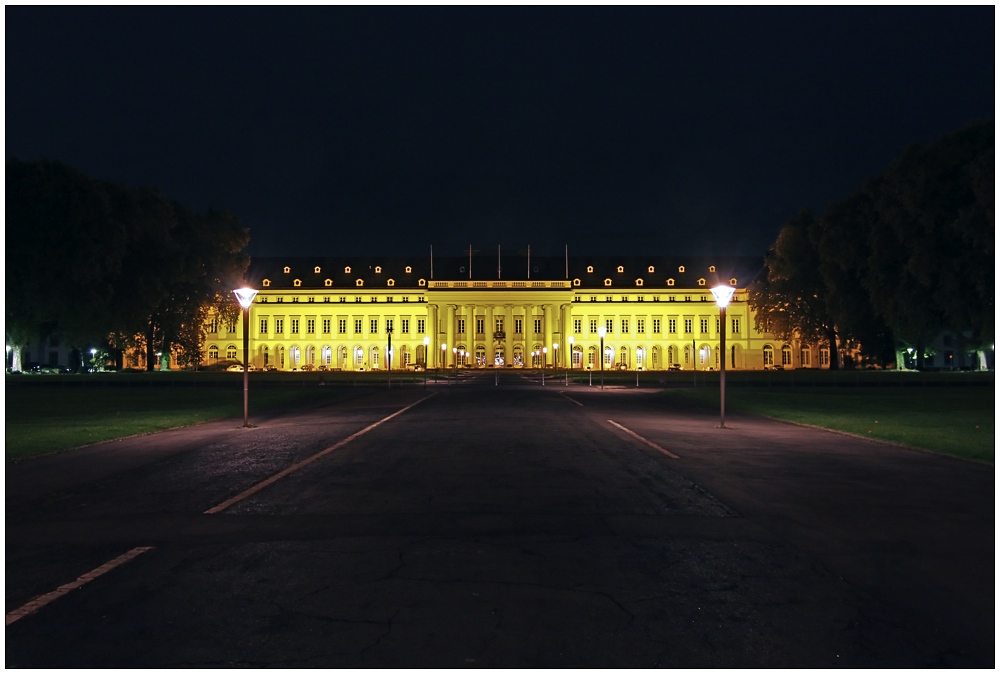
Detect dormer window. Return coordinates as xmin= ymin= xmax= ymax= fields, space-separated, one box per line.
xmin=586 ymin=265 xmax=594 ymax=273
xmin=375 ymin=266 xmax=382 ymax=274
xmin=355 ymin=279 xmax=364 ymax=287
xmin=418 ymin=278 xmax=426 ymax=287
xmin=697 ymin=278 xmax=706 ymax=286
xmin=616 ymin=265 xmax=624 ymax=273
xmin=293 ymin=279 xmax=302 ymax=287
xmin=405 ymin=266 xmax=412 ymax=274
xmin=314 ymin=266 xmax=321 ymax=274
xmin=730 ymin=278 xmax=738 ymax=286
xmin=387 ymin=279 xmax=395 ymax=287
xmin=283 ymin=266 xmax=291 ymax=274
xmin=708 ymin=265 xmax=716 ymax=272
xmin=573 ymin=278 xmax=581 ymax=286
xmin=678 ymin=266 xmax=685 ymax=273
xmin=344 ymin=266 xmax=352 ymax=274
xmin=648 ymin=265 xmax=655 ymax=273
xmin=667 ymin=278 xmax=675 ymax=287
xmin=635 ymin=278 xmax=644 ymax=287
xmin=262 ymin=279 xmax=271 ymax=287
xmin=604 ymin=278 xmax=612 ymax=287
xmin=324 ymin=279 xmax=333 ymax=287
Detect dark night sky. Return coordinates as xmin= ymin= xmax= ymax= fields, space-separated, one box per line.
xmin=6 ymin=6 xmax=994 ymax=260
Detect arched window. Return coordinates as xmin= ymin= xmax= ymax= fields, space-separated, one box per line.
xmin=277 ymin=345 xmax=285 ymax=368
xmin=370 ymin=345 xmax=380 ymax=369
xmin=208 ymin=345 xmax=219 ymax=361
xmin=226 ymin=344 xmax=237 ymax=360
xmin=512 ymin=344 xmax=524 ymax=367
xmin=289 ymin=346 xmax=300 ymax=367
xmin=305 ymin=345 xmax=315 ymax=365
xmin=763 ymin=345 xmax=774 ymax=367
xmin=262 ymin=345 xmax=269 ymax=366
xmin=782 ymin=345 xmax=793 ymax=366
xmin=668 ymin=345 xmax=678 ymax=366
xmin=572 ymin=345 xmax=583 ymax=368
xmin=636 ymin=347 xmax=645 ymax=369
xmin=475 ymin=345 xmax=486 ymax=366
xmin=800 ymin=347 xmax=811 ymax=367
xmin=587 ymin=345 xmax=597 ymax=369
xmin=354 ymin=346 xmax=364 ymax=367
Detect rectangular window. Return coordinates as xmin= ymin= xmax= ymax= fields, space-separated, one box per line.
xmin=370 ymin=319 xmax=378 ymax=334
xmin=534 ymin=318 xmax=542 ymax=334
xmin=208 ymin=318 xmax=218 ymax=334
xmin=654 ymin=319 xmax=663 ymax=334
xmin=227 ymin=319 xmax=237 ymax=333
xmin=515 ymin=318 xmax=523 ymax=334
xmin=401 ymin=319 xmax=409 ymax=334
xmin=637 ymin=319 xmax=645 ymax=334
xmin=605 ymin=318 xmax=614 ymax=334
xmin=417 ymin=318 xmax=425 ymax=334
xmin=820 ymin=349 xmax=830 ymax=366
xmin=589 ymin=319 xmax=598 ymax=334
xmin=458 ymin=318 xmax=466 ymax=334
xmin=322 ymin=319 xmax=331 ymax=334
xmin=307 ymin=319 xmax=315 ymax=334
xmin=275 ymin=318 xmax=284 ymax=334
xmin=716 ymin=318 xmax=720 ymax=333
xmin=801 ymin=349 xmax=811 ymax=366
xmin=621 ymin=319 xmax=629 ymax=334
xmin=732 ymin=318 xmax=740 ymax=334
xmin=700 ymin=318 xmax=709 ymax=334
xmin=495 ymin=318 xmax=504 ymax=333
xmin=354 ymin=319 xmax=362 ymax=334
xmin=386 ymin=319 xmax=394 ymax=334
xmin=684 ymin=319 xmax=693 ymax=334
xmin=259 ymin=319 xmax=268 ymax=334
xmin=338 ymin=319 xmax=347 ymax=334
xmin=668 ymin=319 xmax=676 ymax=334
xmin=574 ymin=319 xmax=582 ymax=334
xmin=476 ymin=318 xmax=484 ymax=335
xmin=291 ymin=319 xmax=300 ymax=334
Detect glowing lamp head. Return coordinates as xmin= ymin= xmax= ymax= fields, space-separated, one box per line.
xmin=568 ymin=335 xmax=574 ymax=345
xmin=233 ymin=287 xmax=258 ymax=309
xmin=711 ymin=285 xmax=735 ymax=308
xmin=598 ymin=326 xmax=607 ymax=338
xmin=423 ymin=337 xmax=430 ymax=346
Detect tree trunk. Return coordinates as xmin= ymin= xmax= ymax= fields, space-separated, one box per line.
xmin=145 ymin=321 xmax=156 ymax=372
xmin=915 ymin=337 xmax=925 ymax=370
xmin=826 ymin=327 xmax=840 ymax=370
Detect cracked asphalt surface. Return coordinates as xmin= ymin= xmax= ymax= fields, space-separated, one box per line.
xmin=6 ymin=372 xmax=994 ymax=667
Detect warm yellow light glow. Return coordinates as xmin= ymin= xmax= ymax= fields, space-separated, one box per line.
xmin=598 ymin=326 xmax=607 ymax=338
xmin=233 ymin=287 xmax=258 ymax=309
xmin=711 ymin=285 xmax=735 ymax=308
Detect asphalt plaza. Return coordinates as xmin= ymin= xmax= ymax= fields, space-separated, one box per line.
xmin=5 ymin=372 xmax=994 ymax=667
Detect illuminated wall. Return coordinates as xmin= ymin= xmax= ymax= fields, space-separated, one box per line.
xmin=203 ymin=255 xmax=833 ymax=371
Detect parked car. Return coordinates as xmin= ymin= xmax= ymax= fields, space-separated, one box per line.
xmin=226 ymin=364 xmax=244 ymax=372
xmin=300 ymin=363 xmax=315 ymax=372
xmin=668 ymin=363 xmax=682 ymax=371
xmin=262 ymin=364 xmax=277 ymax=372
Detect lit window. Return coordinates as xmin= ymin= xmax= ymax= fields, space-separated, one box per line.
xmin=666 ymin=278 xmax=675 ymax=286
xmin=293 ymin=279 xmax=302 ymax=287
xmin=324 ymin=279 xmax=332 ymax=287
xmin=586 ymin=265 xmax=594 ymax=273
xmin=573 ymin=278 xmax=581 ymax=286
xmin=262 ymin=279 xmax=271 ymax=287
xmin=730 ymin=278 xmax=738 ymax=286
xmin=617 ymin=266 xmax=624 ymax=273
xmin=604 ymin=278 xmax=612 ymax=286
xmin=387 ymin=279 xmax=395 ymax=287
xmin=418 ymin=279 xmax=426 ymax=286
xmin=708 ymin=265 xmax=716 ymax=272
xmin=356 ymin=279 xmax=364 ymax=287
xmin=314 ymin=266 xmax=321 ymax=273
xmin=405 ymin=266 xmax=412 ymax=274
xmin=635 ymin=278 xmax=644 ymax=286
xmin=648 ymin=265 xmax=655 ymax=273
xmin=283 ymin=266 xmax=290 ymax=274
xmin=697 ymin=278 xmax=706 ymax=286
xmin=344 ymin=266 xmax=351 ymax=274
xmin=678 ymin=266 xmax=685 ymax=273
xmin=375 ymin=266 xmax=382 ymax=274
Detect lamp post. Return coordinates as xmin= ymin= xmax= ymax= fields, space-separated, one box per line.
xmin=233 ymin=286 xmax=258 ymax=428
xmin=636 ymin=347 xmax=643 ymax=387
xmin=711 ymin=285 xmax=736 ymax=428
xmin=423 ymin=336 xmax=430 ymax=387
xmin=542 ymin=346 xmax=547 ymax=385
xmin=566 ymin=335 xmax=573 ymax=385
xmin=387 ymin=328 xmax=393 ymax=388
xmin=598 ymin=325 xmax=606 ymax=390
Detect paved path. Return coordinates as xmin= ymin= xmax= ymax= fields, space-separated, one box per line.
xmin=5 ymin=373 xmax=994 ymax=667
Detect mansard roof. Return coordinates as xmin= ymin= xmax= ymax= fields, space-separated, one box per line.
xmin=246 ymin=254 xmax=763 ymax=291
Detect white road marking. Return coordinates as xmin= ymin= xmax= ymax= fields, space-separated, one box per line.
xmin=607 ymin=420 xmax=680 ymax=459
xmin=559 ymin=392 xmax=584 ymax=406
xmin=6 ymin=546 xmax=155 ymax=626
xmin=205 ymin=393 xmax=435 ymax=514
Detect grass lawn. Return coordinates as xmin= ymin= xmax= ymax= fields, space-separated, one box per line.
xmin=5 ymin=384 xmax=349 ymax=461
xmin=672 ymin=387 xmax=994 ymax=464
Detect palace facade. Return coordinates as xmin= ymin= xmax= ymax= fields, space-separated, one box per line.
xmin=203 ymin=253 xmax=836 ymax=372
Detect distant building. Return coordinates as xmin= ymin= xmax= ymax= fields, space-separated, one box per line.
xmin=201 ymin=253 xmax=842 ymax=372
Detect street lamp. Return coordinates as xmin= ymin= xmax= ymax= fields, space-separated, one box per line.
xmin=711 ymin=285 xmax=736 ymax=428
xmin=566 ymin=335 xmax=574 ymax=385
xmin=542 ymin=346 xmax=548 ymax=386
xmin=598 ymin=325 xmax=606 ymax=390
xmin=233 ymin=286 xmax=259 ymax=428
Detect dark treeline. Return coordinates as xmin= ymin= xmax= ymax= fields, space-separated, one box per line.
xmin=749 ymin=119 xmax=994 ymax=369
xmin=6 ymin=159 xmax=249 ymax=371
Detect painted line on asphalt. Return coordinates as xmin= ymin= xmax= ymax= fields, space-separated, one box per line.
xmin=559 ymin=392 xmax=584 ymax=406
xmin=607 ymin=420 xmax=680 ymax=459
xmin=6 ymin=546 xmax=155 ymax=626
xmin=205 ymin=393 xmax=436 ymax=514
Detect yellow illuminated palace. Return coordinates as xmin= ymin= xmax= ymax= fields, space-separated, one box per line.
xmin=203 ymin=253 xmax=833 ymax=372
